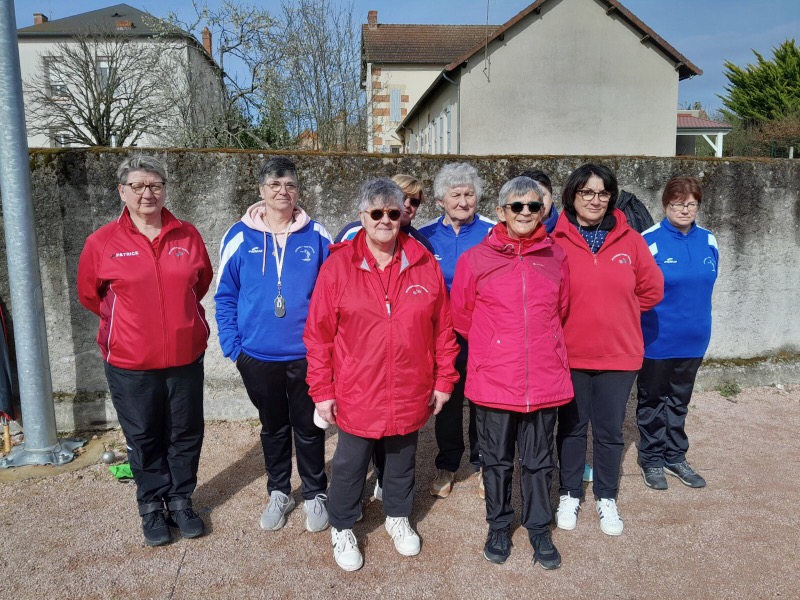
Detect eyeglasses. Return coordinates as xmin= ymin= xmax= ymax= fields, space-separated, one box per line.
xmin=265 ymin=181 xmax=298 ymax=193
xmin=669 ymin=202 xmax=699 ymax=212
xmin=123 ymin=182 xmax=165 ymax=195
xmin=504 ymin=201 xmax=542 ymax=214
xmin=405 ymin=196 xmax=421 ymax=208
xmin=577 ymin=189 xmax=611 ymax=202
xmin=367 ymin=208 xmax=402 ymax=221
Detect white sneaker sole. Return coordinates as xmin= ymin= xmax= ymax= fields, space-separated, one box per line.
xmin=335 ymin=554 xmax=364 ymax=571
xmin=599 ymin=523 xmax=624 ymax=536
xmin=556 ymin=519 xmax=577 ymax=531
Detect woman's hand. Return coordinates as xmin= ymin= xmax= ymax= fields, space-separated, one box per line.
xmin=429 ymin=390 xmax=451 ymax=415
xmin=316 ymin=399 xmax=337 ymax=424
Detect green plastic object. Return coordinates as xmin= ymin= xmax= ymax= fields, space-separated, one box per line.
xmin=109 ymin=463 xmax=133 ymax=479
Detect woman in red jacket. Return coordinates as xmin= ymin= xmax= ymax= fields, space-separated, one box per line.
xmin=551 ymin=163 xmax=663 ymax=537
xmin=450 ymin=176 xmax=573 ymax=569
xmin=304 ymin=178 xmax=459 ymax=572
xmin=77 ymin=155 xmax=213 ymax=547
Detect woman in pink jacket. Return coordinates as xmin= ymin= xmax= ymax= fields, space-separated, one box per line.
xmin=304 ymin=178 xmax=459 ymax=572
xmin=450 ymin=176 xmax=573 ymax=570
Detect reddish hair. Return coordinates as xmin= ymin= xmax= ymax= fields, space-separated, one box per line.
xmin=662 ymin=176 xmax=703 ymax=209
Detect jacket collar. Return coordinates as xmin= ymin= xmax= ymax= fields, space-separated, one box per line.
xmin=554 ymin=208 xmax=629 ymax=249
xmin=661 ymin=217 xmax=697 ymax=238
xmin=349 ymin=228 xmax=423 ymax=274
xmin=485 ymin=222 xmax=550 ymax=255
xmin=117 ymin=206 xmax=181 ymax=234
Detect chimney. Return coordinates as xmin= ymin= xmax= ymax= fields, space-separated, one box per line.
xmin=368 ymin=10 xmax=377 ymax=30
xmin=33 ymin=13 xmax=48 ymax=25
xmin=202 ymin=27 xmax=212 ymax=56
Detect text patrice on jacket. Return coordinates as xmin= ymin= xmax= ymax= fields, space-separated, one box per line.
xmin=214 ymin=202 xmax=332 ymax=362
xmin=450 ymin=222 xmax=574 ymax=413
xmin=641 ymin=218 xmax=719 ymax=359
xmin=303 ymin=229 xmax=460 ymax=439
xmin=551 ymin=208 xmax=664 ymax=371
xmin=77 ymin=207 xmax=213 ymax=371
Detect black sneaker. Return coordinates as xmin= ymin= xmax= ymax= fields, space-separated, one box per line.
xmin=483 ymin=527 xmax=512 ymax=564
xmin=664 ymin=460 xmax=706 ymax=488
xmin=641 ymin=466 xmax=668 ymax=490
xmin=142 ymin=511 xmax=172 ymax=546
xmin=168 ymin=507 xmax=206 ymax=539
xmin=531 ymin=531 xmax=561 ymax=570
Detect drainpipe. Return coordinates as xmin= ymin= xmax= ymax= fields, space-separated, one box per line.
xmin=0 ymin=0 xmax=84 ymax=467
xmin=442 ymin=72 xmax=460 ymax=154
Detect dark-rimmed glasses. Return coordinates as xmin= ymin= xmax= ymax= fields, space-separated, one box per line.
xmin=122 ymin=182 xmax=166 ymax=195
xmin=577 ymin=189 xmax=611 ymax=202
xmin=668 ymin=202 xmax=699 ymax=212
xmin=504 ymin=201 xmax=543 ymax=214
xmin=367 ymin=208 xmax=402 ymax=221
xmin=265 ymin=181 xmax=298 ymax=193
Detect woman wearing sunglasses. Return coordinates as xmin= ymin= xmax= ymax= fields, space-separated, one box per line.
xmin=304 ymin=178 xmax=459 ymax=571
xmin=551 ymin=163 xmax=663 ymax=537
xmin=449 ymin=176 xmax=573 ymax=569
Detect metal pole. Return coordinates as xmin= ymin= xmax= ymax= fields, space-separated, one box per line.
xmin=0 ymin=0 xmax=83 ymax=467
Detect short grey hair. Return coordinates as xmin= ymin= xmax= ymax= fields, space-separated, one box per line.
xmin=117 ymin=155 xmax=167 ymax=184
xmin=357 ymin=178 xmax=405 ymax=212
xmin=498 ymin=176 xmax=544 ymax=207
xmin=258 ymin=157 xmax=298 ymax=186
xmin=433 ymin=162 xmax=483 ymax=201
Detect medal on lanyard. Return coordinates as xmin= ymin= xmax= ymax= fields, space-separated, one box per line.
xmin=272 ymin=223 xmax=291 ymax=318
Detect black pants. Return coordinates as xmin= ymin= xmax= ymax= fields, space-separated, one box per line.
xmin=435 ymin=362 xmax=479 ymax=472
xmin=104 ymin=356 xmax=204 ymax=516
xmin=329 ymin=429 xmax=418 ymax=529
xmin=637 ymin=357 xmax=703 ymax=467
xmin=477 ymin=405 xmax=557 ymax=538
xmin=236 ymin=354 xmax=327 ymax=500
xmin=557 ymin=369 xmax=637 ymax=500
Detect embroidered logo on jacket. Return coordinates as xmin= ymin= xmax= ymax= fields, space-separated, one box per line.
xmin=295 ymin=246 xmax=315 ymax=262
xmin=611 ymin=253 xmax=632 ymax=265
xmin=405 ymin=284 xmax=430 ymax=295
xmin=248 ymin=247 xmax=263 ymax=254
xmin=169 ymin=246 xmax=190 ymax=257
xmin=664 ymin=258 xmax=678 ymax=264
xmin=704 ymin=257 xmax=717 ymax=272
xmin=111 ymin=250 xmax=139 ymax=258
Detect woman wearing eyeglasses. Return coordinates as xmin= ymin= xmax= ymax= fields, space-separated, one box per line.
xmin=304 ymin=178 xmax=459 ymax=571
xmin=77 ymin=155 xmax=213 ymax=546
xmin=450 ymin=176 xmax=573 ymax=569
xmin=551 ymin=163 xmax=663 ymax=537
xmin=215 ymin=157 xmax=333 ymax=535
xmin=637 ymin=176 xmax=717 ymax=491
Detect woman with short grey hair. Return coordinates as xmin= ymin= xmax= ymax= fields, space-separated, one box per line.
xmin=419 ymin=162 xmax=495 ymax=500
xmin=305 ymin=178 xmax=459 ymax=571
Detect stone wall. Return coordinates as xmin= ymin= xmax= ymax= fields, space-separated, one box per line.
xmin=1 ymin=149 xmax=798 ymax=430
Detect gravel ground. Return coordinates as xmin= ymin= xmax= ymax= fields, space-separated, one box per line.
xmin=0 ymin=384 xmax=797 ymax=599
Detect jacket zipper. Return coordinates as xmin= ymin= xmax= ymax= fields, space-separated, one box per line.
xmin=150 ymin=236 xmax=169 ymax=366
xmin=519 ymin=242 xmax=530 ymax=411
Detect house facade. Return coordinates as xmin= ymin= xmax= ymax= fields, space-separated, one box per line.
xmin=17 ymin=3 xmax=225 ymax=148
xmin=392 ymin=0 xmax=702 ymax=157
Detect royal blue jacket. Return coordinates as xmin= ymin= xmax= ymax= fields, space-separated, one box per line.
xmin=641 ymin=218 xmax=719 ymax=359
xmin=417 ymin=215 xmax=495 ymax=290
xmin=215 ymin=204 xmax=331 ymax=362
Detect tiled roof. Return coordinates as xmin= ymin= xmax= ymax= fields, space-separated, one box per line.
xmin=677 ymin=115 xmax=732 ymax=130
xmin=444 ymin=0 xmax=702 ymax=80
xmin=18 ymin=4 xmax=162 ymax=36
xmin=362 ymin=24 xmax=498 ymax=64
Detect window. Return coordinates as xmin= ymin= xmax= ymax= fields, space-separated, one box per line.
xmin=389 ymin=89 xmax=401 ymax=122
xmin=97 ymin=58 xmax=111 ymax=86
xmin=438 ymin=114 xmax=444 ymax=155
xmin=390 ymin=146 xmax=401 ymax=154
xmin=50 ymin=131 xmax=70 ymax=148
xmin=45 ymin=57 xmax=68 ymax=98
xmin=446 ymin=108 xmax=452 ymax=154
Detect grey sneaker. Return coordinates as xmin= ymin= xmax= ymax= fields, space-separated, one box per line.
xmin=641 ymin=466 xmax=668 ymax=490
xmin=374 ymin=480 xmax=383 ymax=502
xmin=260 ymin=491 xmax=296 ymax=530
xmin=664 ymin=460 xmax=706 ymax=488
xmin=303 ymin=493 xmax=330 ymax=532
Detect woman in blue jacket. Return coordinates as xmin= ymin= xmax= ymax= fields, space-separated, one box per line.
xmin=638 ymin=176 xmax=718 ymax=490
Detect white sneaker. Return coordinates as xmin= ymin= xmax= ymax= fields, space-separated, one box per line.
xmin=385 ymin=516 xmax=421 ymax=556
xmin=596 ymin=498 xmax=624 ymax=536
xmin=556 ymin=493 xmax=580 ymax=530
xmin=374 ymin=480 xmax=383 ymax=502
xmin=331 ymin=527 xmax=363 ymax=571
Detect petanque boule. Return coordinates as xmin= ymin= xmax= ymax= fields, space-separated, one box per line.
xmin=101 ymin=451 xmax=116 ymax=464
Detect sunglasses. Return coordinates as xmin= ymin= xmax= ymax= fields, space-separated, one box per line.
xmin=367 ymin=208 xmax=402 ymax=221
xmin=406 ymin=196 xmax=421 ymax=208
xmin=504 ymin=201 xmax=543 ymax=214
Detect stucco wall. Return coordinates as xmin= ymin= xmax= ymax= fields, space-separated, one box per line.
xmin=1 ymin=149 xmax=797 ymax=431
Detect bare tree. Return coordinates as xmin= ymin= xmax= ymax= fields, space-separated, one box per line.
xmin=24 ymin=32 xmax=171 ymax=147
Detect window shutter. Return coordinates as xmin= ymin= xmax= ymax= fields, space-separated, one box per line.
xmin=390 ymin=89 xmax=401 ymax=121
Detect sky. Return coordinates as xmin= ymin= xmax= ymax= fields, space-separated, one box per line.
xmin=13 ymin=0 xmax=800 ymax=113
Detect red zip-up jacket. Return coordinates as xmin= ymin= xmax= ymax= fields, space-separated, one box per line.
xmin=450 ymin=222 xmax=573 ymax=412
xmin=551 ymin=209 xmax=664 ymax=371
xmin=303 ymin=229 xmax=459 ymax=439
xmin=77 ymin=207 xmax=213 ymax=370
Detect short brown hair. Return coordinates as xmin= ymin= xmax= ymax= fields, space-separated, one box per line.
xmin=662 ymin=176 xmax=703 ymax=209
